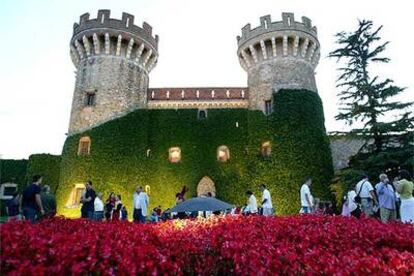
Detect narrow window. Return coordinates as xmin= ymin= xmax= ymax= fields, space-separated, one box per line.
xmin=126 ymin=18 xmax=130 ymax=28
xmin=85 ymin=92 xmax=96 ymax=107
xmin=217 ymin=145 xmax=230 ymax=162
xmin=287 ymin=16 xmax=291 ymax=26
xmin=261 ymin=141 xmax=272 ymax=157
xmin=78 ymin=136 xmax=91 ymax=155
xmin=101 ymin=15 xmax=105 ymax=24
xmin=66 ymin=184 xmax=86 ymax=208
xmin=198 ymin=109 xmax=207 ymax=119
xmin=264 ymin=100 xmax=272 ymax=115
xmin=169 ymin=147 xmax=181 ymax=163
xmin=264 ymin=20 xmax=268 ymax=29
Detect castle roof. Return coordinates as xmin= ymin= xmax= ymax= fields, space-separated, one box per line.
xmin=148 ymin=87 xmax=248 ymax=101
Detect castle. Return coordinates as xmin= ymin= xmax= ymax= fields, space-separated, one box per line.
xmin=55 ymin=10 xmax=333 ymax=216
xmin=68 ymin=10 xmax=320 ymax=133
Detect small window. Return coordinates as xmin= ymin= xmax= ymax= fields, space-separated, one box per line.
xmin=66 ymin=183 xmax=86 ymax=208
xmin=78 ymin=136 xmax=91 ymax=155
xmin=169 ymin=147 xmax=181 ymax=163
xmin=264 ymin=100 xmax=272 ymax=115
xmin=198 ymin=109 xmax=207 ymax=119
xmin=217 ymin=145 xmax=230 ymax=162
xmin=85 ymin=92 xmax=96 ymax=107
xmin=145 ymin=185 xmax=150 ymax=195
xmin=261 ymin=141 xmax=271 ymax=157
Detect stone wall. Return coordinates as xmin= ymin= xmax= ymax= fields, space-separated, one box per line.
xmin=329 ymin=136 xmax=366 ymax=171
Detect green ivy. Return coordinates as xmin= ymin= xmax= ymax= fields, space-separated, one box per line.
xmin=25 ymin=154 xmax=61 ymax=193
xmin=0 ymin=159 xmax=28 ymax=187
xmin=57 ymin=89 xmax=334 ymax=217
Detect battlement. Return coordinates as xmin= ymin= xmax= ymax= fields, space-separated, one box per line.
xmin=237 ymin=13 xmax=317 ymax=47
xmin=72 ymin=10 xmax=158 ymax=50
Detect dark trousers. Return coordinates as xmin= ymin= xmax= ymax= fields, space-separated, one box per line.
xmin=133 ymin=208 xmax=146 ymax=223
xmin=23 ymin=207 xmax=37 ymax=223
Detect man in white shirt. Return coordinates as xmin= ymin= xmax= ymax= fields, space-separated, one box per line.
xmin=355 ymin=175 xmax=378 ymax=217
xmin=93 ymin=192 xmax=104 ymax=221
xmin=260 ymin=184 xmax=273 ymax=216
xmin=246 ymin=190 xmax=258 ymax=214
xmin=133 ymin=186 xmax=149 ymax=223
xmin=300 ymin=178 xmax=313 ymax=214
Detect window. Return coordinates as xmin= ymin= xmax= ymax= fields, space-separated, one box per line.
xmin=169 ymin=147 xmax=181 ymax=163
xmin=261 ymin=141 xmax=272 ymax=157
xmin=145 ymin=185 xmax=150 ymax=195
xmin=66 ymin=183 xmax=86 ymax=208
xmin=264 ymin=100 xmax=272 ymax=115
xmin=217 ymin=145 xmax=230 ymax=162
xmin=198 ymin=109 xmax=207 ymax=119
xmin=78 ymin=136 xmax=91 ymax=155
xmin=85 ymin=91 xmax=96 ymax=107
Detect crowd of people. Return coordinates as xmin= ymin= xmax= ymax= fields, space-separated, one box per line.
xmin=4 ymin=170 xmax=413 ymax=224
xmin=340 ymin=169 xmax=414 ymax=223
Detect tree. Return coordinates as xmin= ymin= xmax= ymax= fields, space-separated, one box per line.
xmin=329 ymin=20 xmax=413 ymax=178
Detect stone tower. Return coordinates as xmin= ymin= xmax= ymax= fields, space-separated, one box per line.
xmin=237 ymin=13 xmax=320 ymax=112
xmin=68 ymin=10 xmax=159 ymax=134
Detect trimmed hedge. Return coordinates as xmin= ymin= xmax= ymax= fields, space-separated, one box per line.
xmin=25 ymin=154 xmax=62 ymax=193
xmin=57 ymin=89 xmax=333 ymax=217
xmin=0 ymin=159 xmax=28 ymax=187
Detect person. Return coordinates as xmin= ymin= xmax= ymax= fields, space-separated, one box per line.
xmin=176 ymin=186 xmax=188 ymax=204
xmin=300 ymin=178 xmax=313 ymax=214
xmin=80 ymin=181 xmax=96 ymax=219
xmin=112 ymin=194 xmax=123 ymax=221
xmin=93 ymin=192 xmax=104 ymax=221
xmin=6 ymin=192 xmax=21 ymax=221
xmin=104 ymin=192 xmax=116 ymax=220
xmin=343 ymin=189 xmax=360 ymax=218
xmin=150 ymin=207 xmax=159 ymax=222
xmin=80 ymin=189 xmax=88 ymax=218
xmin=245 ymin=190 xmax=258 ymax=214
xmin=22 ymin=175 xmax=45 ymax=223
xmin=40 ymin=185 xmax=56 ymax=218
xmin=375 ymin=174 xmax=397 ymax=223
xmin=396 ymin=170 xmax=414 ymax=223
xmin=260 ymin=184 xmax=273 ymax=216
xmin=133 ymin=186 xmax=149 ymax=223
xmin=355 ymin=174 xmax=378 ymax=217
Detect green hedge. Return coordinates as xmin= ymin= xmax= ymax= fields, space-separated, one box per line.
xmin=0 ymin=159 xmax=28 ymax=187
xmin=57 ymin=89 xmax=333 ymax=217
xmin=25 ymin=154 xmax=62 ymax=193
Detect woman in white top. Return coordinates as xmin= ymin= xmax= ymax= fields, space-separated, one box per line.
xmin=93 ymin=192 xmax=104 ymax=221
xmin=246 ymin=190 xmax=258 ymax=214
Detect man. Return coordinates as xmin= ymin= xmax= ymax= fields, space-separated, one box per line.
xmin=300 ymin=178 xmax=313 ymax=214
xmin=245 ymin=190 xmax=258 ymax=214
xmin=40 ymin=185 xmax=56 ymax=218
xmin=375 ymin=174 xmax=397 ymax=223
xmin=22 ymin=175 xmax=44 ymax=223
xmin=81 ymin=181 xmax=96 ymax=219
xmin=260 ymin=184 xmax=273 ymax=216
xmin=355 ymin=174 xmax=378 ymax=217
xmin=93 ymin=192 xmax=104 ymax=221
xmin=133 ymin=186 xmax=149 ymax=223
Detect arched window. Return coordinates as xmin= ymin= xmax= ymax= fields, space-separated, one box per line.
xmin=66 ymin=183 xmax=86 ymax=208
xmin=198 ymin=109 xmax=207 ymax=119
xmin=78 ymin=136 xmax=91 ymax=155
xmin=217 ymin=145 xmax=230 ymax=162
xmin=145 ymin=185 xmax=151 ymax=195
xmin=261 ymin=141 xmax=271 ymax=157
xmin=169 ymin=147 xmax=181 ymax=163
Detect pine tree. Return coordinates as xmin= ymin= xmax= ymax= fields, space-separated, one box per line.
xmin=329 ymin=20 xmax=413 ymax=177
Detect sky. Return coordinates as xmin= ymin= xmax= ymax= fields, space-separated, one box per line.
xmin=0 ymin=0 xmax=412 ymax=159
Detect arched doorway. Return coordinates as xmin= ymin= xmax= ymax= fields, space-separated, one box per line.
xmin=197 ymin=176 xmax=216 ymax=197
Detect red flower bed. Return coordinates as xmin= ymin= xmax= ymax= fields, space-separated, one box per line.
xmin=1 ymin=215 xmax=413 ymax=275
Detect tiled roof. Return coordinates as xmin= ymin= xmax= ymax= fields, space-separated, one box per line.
xmin=148 ymin=87 xmax=248 ymax=101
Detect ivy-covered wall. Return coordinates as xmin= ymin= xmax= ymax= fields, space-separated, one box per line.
xmin=57 ymin=89 xmax=334 ymax=217
xmin=0 ymin=159 xmax=28 ymax=187
xmin=25 ymin=154 xmax=62 ymax=193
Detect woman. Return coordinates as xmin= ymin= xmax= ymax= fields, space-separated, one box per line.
xmin=112 ymin=194 xmax=123 ymax=221
xmin=104 ymin=192 xmax=116 ymax=220
xmin=6 ymin=192 xmax=21 ymax=221
xmin=396 ymin=170 xmax=414 ymax=223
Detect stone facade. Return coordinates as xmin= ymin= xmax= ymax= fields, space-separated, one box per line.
xmin=329 ymin=135 xmax=366 ymax=171
xmin=68 ymin=10 xmax=158 ymax=134
xmin=237 ymin=13 xmax=320 ymax=111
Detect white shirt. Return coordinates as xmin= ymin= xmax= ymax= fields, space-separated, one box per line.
xmin=94 ymin=197 xmax=104 ymax=212
xmin=247 ymin=194 xmax=258 ymax=213
xmin=347 ymin=190 xmax=358 ymax=212
xmin=355 ymin=179 xmax=374 ymax=198
xmin=300 ymin=184 xmax=312 ymax=207
xmin=133 ymin=192 xmax=149 ymax=216
xmin=262 ymin=189 xmax=272 ymax=208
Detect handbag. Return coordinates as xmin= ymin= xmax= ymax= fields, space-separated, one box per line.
xmin=354 ymin=181 xmax=366 ymax=204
